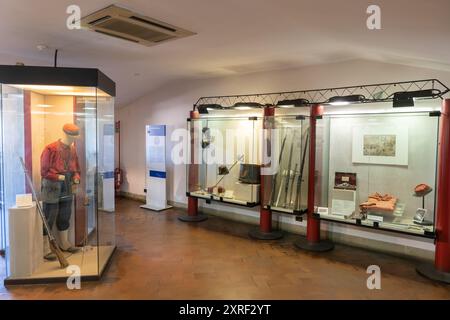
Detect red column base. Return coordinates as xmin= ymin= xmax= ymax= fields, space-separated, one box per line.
xmin=248 ymin=208 xmax=283 ymax=240
xmin=178 ymin=197 xmax=208 ymax=222
xmin=293 ymin=236 xmax=334 ymax=252
xmin=417 ymin=263 xmax=450 ymax=284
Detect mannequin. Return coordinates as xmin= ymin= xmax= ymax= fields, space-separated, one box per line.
xmin=40 ymin=123 xmax=81 ymax=260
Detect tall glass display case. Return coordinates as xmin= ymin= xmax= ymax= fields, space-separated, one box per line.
xmin=313 ymin=101 xmax=440 ymax=237
xmin=186 ymin=115 xmax=263 ymax=207
xmin=0 ymin=65 xmax=116 ymax=284
xmin=263 ymin=115 xmax=310 ymax=214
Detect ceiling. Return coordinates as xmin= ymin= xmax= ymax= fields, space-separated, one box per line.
xmin=1 ymin=0 xmax=449 ymax=107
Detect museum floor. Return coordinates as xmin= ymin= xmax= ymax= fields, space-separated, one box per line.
xmin=0 ymin=198 xmax=449 ymax=300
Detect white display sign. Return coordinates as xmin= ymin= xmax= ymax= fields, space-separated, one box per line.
xmin=141 ymin=125 xmax=172 ymax=212
xmin=15 ymin=193 xmax=33 ymax=208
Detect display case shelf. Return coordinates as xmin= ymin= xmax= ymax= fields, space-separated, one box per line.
xmin=186 ymin=115 xmax=263 ymax=208
xmin=187 ymin=191 xmax=259 ymax=207
xmin=262 ymin=115 xmax=310 ymax=215
xmin=313 ymin=212 xmax=435 ymax=239
xmin=313 ymin=105 xmax=440 ymax=239
xmin=264 ymin=205 xmax=307 ymax=216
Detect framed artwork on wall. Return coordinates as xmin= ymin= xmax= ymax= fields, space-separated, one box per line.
xmin=352 ymin=125 xmax=408 ymax=166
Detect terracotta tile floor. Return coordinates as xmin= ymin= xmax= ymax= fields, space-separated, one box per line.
xmin=1 ymin=198 xmax=449 ymax=300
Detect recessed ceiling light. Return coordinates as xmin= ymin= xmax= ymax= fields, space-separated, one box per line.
xmin=36 ymin=44 xmax=49 ymax=51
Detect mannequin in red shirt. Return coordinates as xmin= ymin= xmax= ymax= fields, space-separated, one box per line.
xmin=40 ymin=123 xmax=81 ymax=260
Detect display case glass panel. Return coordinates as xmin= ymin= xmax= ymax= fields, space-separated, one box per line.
xmin=187 ymin=116 xmax=262 ymax=206
xmin=314 ymin=102 xmax=440 ymax=237
xmin=0 ymin=82 xmax=116 ymax=283
xmin=263 ymin=115 xmax=310 ymax=214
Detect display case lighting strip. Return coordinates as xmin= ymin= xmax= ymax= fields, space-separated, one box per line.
xmin=193 ymin=79 xmax=449 ymax=111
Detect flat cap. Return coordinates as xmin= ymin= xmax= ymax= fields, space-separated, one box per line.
xmin=63 ymin=123 xmax=80 ymax=136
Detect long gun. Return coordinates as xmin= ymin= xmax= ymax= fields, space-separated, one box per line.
xmin=269 ymin=133 xmax=287 ymax=205
xmin=288 ymin=163 xmax=298 ymax=207
xmin=294 ymin=132 xmax=309 ymax=211
xmin=209 ymin=154 xmax=244 ymax=190
xmin=282 ymin=130 xmax=296 ymax=207
xmin=19 ymin=157 xmax=69 ymax=268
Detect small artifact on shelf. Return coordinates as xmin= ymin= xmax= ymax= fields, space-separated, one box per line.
xmin=201 ymin=127 xmax=211 ymax=149
xmin=207 ymin=155 xmax=244 ymax=196
xmin=359 ymin=192 xmax=398 ymax=213
xmin=413 ymin=183 xmax=433 ymax=226
xmin=334 ymin=172 xmax=357 ymax=191
xmin=239 ymin=164 xmax=261 ymax=184
xmin=414 ymin=183 xmax=432 ymax=197
xmin=218 ymin=186 xmax=226 ymax=194
xmin=218 ymin=165 xmax=229 ymax=175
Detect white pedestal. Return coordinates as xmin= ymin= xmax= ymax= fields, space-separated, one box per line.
xmin=8 ymin=203 xmax=43 ymax=278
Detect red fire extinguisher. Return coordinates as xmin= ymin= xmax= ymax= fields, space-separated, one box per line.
xmin=114 ymin=120 xmax=123 ymax=196
xmin=114 ymin=167 xmax=123 ymax=195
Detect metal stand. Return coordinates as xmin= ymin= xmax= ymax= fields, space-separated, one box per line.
xmin=178 ymin=197 xmax=208 ymax=222
xmin=413 ymin=188 xmax=433 ymax=226
xmin=180 ymin=109 xmax=208 ymax=223
xmin=294 ymin=236 xmax=334 ymax=252
xmin=294 ymin=105 xmax=335 ymax=252
xmin=249 ymin=228 xmax=283 ymax=240
xmin=249 ymin=106 xmax=284 ymax=240
xmin=178 ymin=214 xmax=208 ymax=222
xmin=416 ymin=263 xmax=450 ymax=284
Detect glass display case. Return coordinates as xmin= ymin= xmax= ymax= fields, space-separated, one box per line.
xmin=263 ymin=115 xmax=310 ymax=214
xmin=0 ymin=65 xmax=116 ymax=284
xmin=313 ymin=101 xmax=440 ymax=237
xmin=186 ymin=116 xmax=262 ymax=206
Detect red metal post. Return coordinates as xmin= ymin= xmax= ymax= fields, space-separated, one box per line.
xmin=435 ymin=99 xmax=450 ymax=272
xmin=249 ymin=106 xmax=282 ymax=239
xmin=306 ymin=104 xmax=323 ymax=243
xmin=260 ymin=106 xmax=275 ymax=233
xmin=188 ymin=110 xmax=199 ymax=217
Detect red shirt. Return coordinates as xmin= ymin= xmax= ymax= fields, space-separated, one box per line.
xmin=40 ymin=140 xmax=81 ymax=182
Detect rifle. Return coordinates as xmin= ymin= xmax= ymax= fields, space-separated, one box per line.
xmin=282 ymin=129 xmax=296 ymax=207
xmin=269 ymin=133 xmax=287 ymax=205
xmin=19 ymin=157 xmax=69 ymax=268
xmin=294 ymin=132 xmax=309 ymax=211
xmin=288 ymin=163 xmax=298 ymax=207
xmin=209 ymin=154 xmax=244 ymax=190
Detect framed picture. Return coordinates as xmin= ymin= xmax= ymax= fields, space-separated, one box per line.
xmin=352 ymin=126 xmax=408 ymax=166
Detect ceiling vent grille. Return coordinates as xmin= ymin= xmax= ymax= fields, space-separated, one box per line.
xmin=81 ymin=5 xmax=195 ymax=47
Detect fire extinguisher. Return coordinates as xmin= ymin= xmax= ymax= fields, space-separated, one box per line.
xmin=114 ymin=167 xmax=123 ymax=195
xmin=114 ymin=120 xmax=123 ymax=196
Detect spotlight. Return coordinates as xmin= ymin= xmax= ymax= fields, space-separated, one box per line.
xmin=197 ymin=104 xmax=224 ymax=114
xmin=277 ymin=99 xmax=310 ymax=108
xmin=392 ymin=89 xmax=440 ymax=108
xmin=327 ymin=95 xmax=366 ymax=106
xmin=232 ymin=102 xmax=263 ymax=110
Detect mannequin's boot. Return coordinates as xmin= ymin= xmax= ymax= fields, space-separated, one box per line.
xmin=43 ymin=236 xmax=56 ymax=261
xmin=58 ymin=230 xmax=80 ymax=253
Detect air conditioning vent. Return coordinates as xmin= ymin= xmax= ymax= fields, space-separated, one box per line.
xmin=81 ymin=5 xmax=195 ymax=47
xmin=129 ymin=16 xmax=177 ymax=33
xmin=95 ymin=30 xmax=140 ymax=43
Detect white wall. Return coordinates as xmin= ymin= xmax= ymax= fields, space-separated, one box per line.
xmin=117 ymin=59 xmax=450 ymax=253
